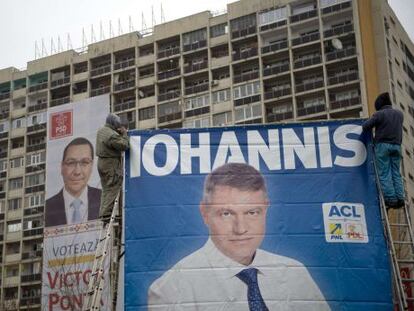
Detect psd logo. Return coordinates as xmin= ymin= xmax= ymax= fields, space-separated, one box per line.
xmin=322 ymin=202 xmax=368 ymax=243
xmin=50 ymin=110 xmax=73 ymax=140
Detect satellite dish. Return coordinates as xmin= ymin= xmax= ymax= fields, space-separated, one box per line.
xmin=331 ymin=38 xmax=343 ymax=50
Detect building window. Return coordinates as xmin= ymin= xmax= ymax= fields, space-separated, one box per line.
xmin=230 ymin=14 xmax=256 ymax=33
xmin=8 ymin=198 xmax=21 ymax=211
xmin=9 ymin=177 xmax=23 ymax=190
xmin=235 ymin=103 xmax=262 ymax=122
xmin=213 ymin=111 xmax=232 ymax=126
xmin=212 ymin=89 xmax=231 ymax=104
xmin=258 ymin=7 xmax=287 ymax=26
xmin=25 ymin=173 xmax=45 ymax=187
xmin=183 ymin=28 xmax=207 ymax=46
xmin=183 ymin=117 xmax=210 ymax=128
xmin=210 ymin=23 xmax=227 ymax=38
xmin=9 ymin=157 xmax=24 ymax=169
xmin=233 ymin=81 xmax=261 ymax=100
xmin=26 ymin=151 xmax=46 ymax=166
xmin=0 ymin=121 xmax=9 ymax=133
xmin=320 ymin=0 xmax=347 ymax=8
xmin=0 ymin=159 xmax=7 ymax=172
xmin=28 ymin=193 xmax=44 ymax=207
xmin=158 ymin=101 xmax=181 ymax=117
xmin=12 ymin=117 xmax=26 ymax=129
xmin=7 ymin=221 xmax=22 ymax=233
xmin=185 ymin=94 xmax=210 ymax=111
xmin=138 ymin=106 xmax=155 ymax=121
xmin=27 ymin=112 xmax=47 ymax=126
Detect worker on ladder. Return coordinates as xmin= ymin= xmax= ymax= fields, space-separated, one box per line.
xmin=362 ymin=92 xmax=405 ymax=209
xmin=96 ymin=113 xmax=130 ymax=223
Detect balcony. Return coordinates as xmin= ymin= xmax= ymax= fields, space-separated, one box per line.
xmin=158 ymin=90 xmax=181 ymax=102
xmin=263 ymin=63 xmax=290 ymax=77
xmin=260 ymin=19 xmax=287 ymax=32
xmin=90 ymin=86 xmax=110 ymax=97
xmin=231 ymin=26 xmax=256 ymax=40
xmin=296 ymin=80 xmax=324 ymax=93
xmin=328 ymin=71 xmax=359 ymax=85
xmin=23 ymin=228 xmax=43 ymax=237
xmin=90 ymin=65 xmax=111 ymax=77
xmin=27 ymin=123 xmax=46 ymax=133
xmin=233 ymin=71 xmax=259 ymax=84
xmin=21 ymin=250 xmax=42 ymax=260
xmin=330 ymin=96 xmax=361 ymax=110
xmin=234 ymin=95 xmax=261 ymax=107
xmin=292 ymin=32 xmax=320 ymax=46
xmin=20 ymin=296 xmax=41 ymax=306
xmin=114 ymin=80 xmax=135 ymax=92
xmin=26 ymin=143 xmax=46 ymax=153
xmin=158 ymin=112 xmax=182 ymax=124
xmin=24 ymin=206 xmax=44 ymax=216
xmin=290 ymin=9 xmax=318 ymax=24
xmin=183 ymin=40 xmax=207 ymax=52
xmin=297 ymin=103 xmax=326 ymax=117
xmin=158 ymin=68 xmax=180 ymax=80
xmin=158 ymin=47 xmax=180 ymax=59
xmin=21 ymin=273 xmax=41 ymax=283
xmin=27 ymin=102 xmax=47 ymax=113
xmin=267 ymin=109 xmax=293 ymax=122
xmin=261 ymin=40 xmax=288 ymax=54
xmin=185 ymin=83 xmax=209 ymax=96
xmin=50 ymin=76 xmax=70 ymax=88
xmin=25 ymin=184 xmax=45 ymax=194
xmin=326 ymin=47 xmax=356 ymax=61
xmin=322 ymin=1 xmax=352 ymax=15
xmin=114 ymin=100 xmax=136 ymax=112
xmin=184 ymin=61 xmax=208 ymax=74
xmin=114 ymin=59 xmax=135 ymax=71
xmin=0 ymin=92 xmax=10 ymax=101
xmin=294 ymin=55 xmax=321 ymax=69
xmin=50 ymin=96 xmax=70 ymax=107
xmin=0 ymin=110 xmax=10 ymax=119
xmin=233 ymin=48 xmax=258 ymax=61
xmin=324 ymin=23 xmax=354 ymax=38
xmin=28 ymin=82 xmax=48 ymax=93
xmin=185 ymin=106 xmax=210 ymax=118
xmin=264 ymin=88 xmax=291 ymax=100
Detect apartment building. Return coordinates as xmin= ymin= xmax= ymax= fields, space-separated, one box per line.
xmin=0 ymin=0 xmax=413 ymax=309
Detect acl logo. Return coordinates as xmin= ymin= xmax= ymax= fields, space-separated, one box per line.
xmin=322 ymin=202 xmax=368 ymax=243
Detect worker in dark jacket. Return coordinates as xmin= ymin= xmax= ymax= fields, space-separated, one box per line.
xmin=96 ymin=114 xmax=130 ymax=221
xmin=362 ymin=92 xmax=404 ymax=208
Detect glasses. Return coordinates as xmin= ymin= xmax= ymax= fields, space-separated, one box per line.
xmin=63 ymin=159 xmax=93 ymax=169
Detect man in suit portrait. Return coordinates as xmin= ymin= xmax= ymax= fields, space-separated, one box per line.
xmin=148 ymin=163 xmax=330 ymax=311
xmin=45 ymin=137 xmax=101 ymax=227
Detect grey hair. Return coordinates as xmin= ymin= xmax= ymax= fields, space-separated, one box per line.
xmin=106 ymin=113 xmax=122 ymax=128
xmin=202 ymin=163 xmax=268 ymax=204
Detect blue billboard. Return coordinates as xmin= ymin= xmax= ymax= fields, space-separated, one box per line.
xmin=124 ymin=120 xmax=392 ymax=310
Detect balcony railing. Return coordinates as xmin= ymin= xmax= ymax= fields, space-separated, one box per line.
xmin=330 ymin=96 xmax=361 ymax=110
xmin=26 ymin=143 xmax=46 ymax=153
xmin=328 ymin=71 xmax=359 ymax=85
xmin=23 ymin=228 xmax=43 ymax=237
xmin=264 ymin=88 xmax=291 ymax=100
xmin=0 ymin=111 xmax=9 ymax=120
xmin=297 ymin=104 xmax=326 ymax=117
xmin=50 ymin=76 xmax=70 ymax=88
xmin=292 ymin=32 xmax=320 ymax=46
xmin=114 ymin=100 xmax=136 ymax=112
xmin=114 ymin=80 xmax=135 ymax=92
xmin=184 ymin=61 xmax=208 ymax=74
xmin=322 ymin=1 xmax=352 ymax=15
xmin=90 ymin=65 xmax=111 ymax=77
xmin=158 ymin=90 xmax=181 ymax=102
xmin=25 ymin=184 xmax=45 ymax=194
xmin=24 ymin=206 xmax=44 ymax=216
xmin=184 ymin=106 xmax=210 ymax=118
xmin=234 ymin=94 xmax=261 ymax=107
xmin=185 ymin=83 xmax=209 ymax=95
xmin=232 ymin=48 xmax=258 ymax=61
xmin=294 ymin=55 xmax=322 ymax=69
xmin=22 ymin=250 xmax=43 ymax=260
xmin=27 ymin=123 xmax=46 ymax=133
xmin=295 ymin=80 xmax=324 ymax=93
xmin=183 ymin=40 xmax=207 ymax=52
xmin=263 ymin=63 xmax=290 ymax=77
xmin=233 ymin=71 xmax=259 ymax=84
xmin=28 ymin=102 xmax=47 ymax=112
xmin=158 ymin=112 xmax=182 ymax=124
xmin=260 ymin=19 xmax=287 ymax=32
xmin=324 ymin=23 xmax=354 ymax=38
xmin=157 ymin=47 xmax=180 ymax=59
xmin=50 ymin=96 xmax=70 ymax=107
xmin=158 ymin=68 xmax=180 ymax=80
xmin=290 ymin=9 xmax=318 ymax=23
xmin=261 ymin=40 xmax=288 ymax=54
xmin=114 ymin=59 xmax=135 ymax=71
xmin=20 ymin=296 xmax=41 ymax=306
xmin=231 ymin=26 xmax=256 ymax=39
xmin=90 ymin=86 xmax=110 ymax=97
xmin=267 ymin=110 xmax=293 ymax=122
xmin=325 ymin=47 xmax=356 ymax=61
xmin=25 ymin=163 xmax=45 ymax=174
xmin=21 ymin=273 xmax=41 ymax=283
xmin=28 ymin=82 xmax=48 ymax=93
xmin=0 ymin=92 xmax=10 ymax=101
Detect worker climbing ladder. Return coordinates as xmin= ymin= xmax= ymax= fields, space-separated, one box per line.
xmin=83 ymin=193 xmax=121 ymax=311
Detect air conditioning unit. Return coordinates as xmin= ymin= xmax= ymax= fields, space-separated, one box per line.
xmin=211 ymin=80 xmax=219 ymax=86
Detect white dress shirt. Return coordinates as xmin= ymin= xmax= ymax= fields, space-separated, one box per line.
xmin=63 ymin=187 xmax=88 ymax=225
xmin=148 ymin=239 xmax=331 ymax=311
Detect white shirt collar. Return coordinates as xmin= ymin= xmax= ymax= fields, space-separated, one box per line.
xmin=63 ymin=186 xmax=89 ymax=224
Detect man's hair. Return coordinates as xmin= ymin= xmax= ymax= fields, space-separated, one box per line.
xmin=106 ymin=113 xmax=122 ymax=129
xmin=62 ymin=137 xmax=94 ymax=161
xmin=202 ymin=163 xmax=267 ymax=204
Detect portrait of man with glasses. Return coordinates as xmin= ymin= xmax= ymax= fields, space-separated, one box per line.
xmin=45 ymin=137 xmax=101 ymax=227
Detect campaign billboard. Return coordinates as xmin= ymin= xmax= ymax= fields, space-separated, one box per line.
xmin=124 ymin=120 xmax=392 ymax=311
xmin=42 ymin=95 xmax=111 ymax=310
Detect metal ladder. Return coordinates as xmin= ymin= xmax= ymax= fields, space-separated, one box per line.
xmin=375 ymin=164 xmax=414 ymax=310
xmin=83 ymin=193 xmax=120 ymax=311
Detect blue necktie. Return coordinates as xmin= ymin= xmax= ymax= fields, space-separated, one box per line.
xmin=71 ymin=198 xmax=82 ymax=223
xmin=237 ymin=268 xmax=269 ymax=311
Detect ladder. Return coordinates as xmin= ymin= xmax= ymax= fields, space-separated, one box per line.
xmin=375 ymin=166 xmax=414 ymax=309
xmin=83 ymin=193 xmax=120 ymax=311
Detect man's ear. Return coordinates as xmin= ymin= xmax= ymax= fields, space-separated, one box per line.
xmin=200 ymin=202 xmax=209 ymax=225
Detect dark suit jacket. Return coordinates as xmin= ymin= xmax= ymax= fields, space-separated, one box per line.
xmin=45 ymin=186 xmax=101 ymax=227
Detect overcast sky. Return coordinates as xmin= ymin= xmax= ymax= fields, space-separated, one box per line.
xmin=0 ymin=0 xmax=413 ymax=70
